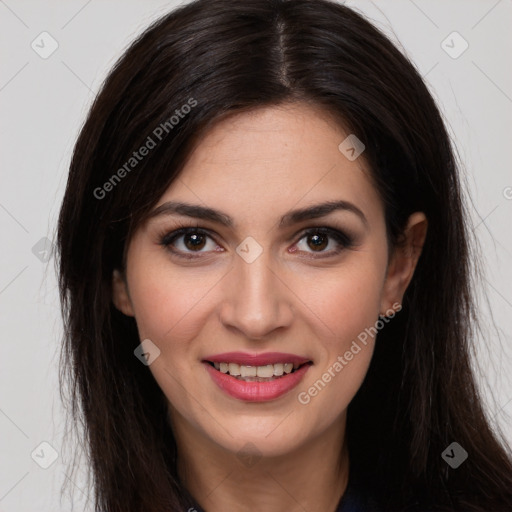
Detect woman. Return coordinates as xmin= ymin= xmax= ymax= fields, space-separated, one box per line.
xmin=56 ymin=0 xmax=512 ymax=510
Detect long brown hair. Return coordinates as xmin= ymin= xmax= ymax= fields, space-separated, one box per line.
xmin=56 ymin=0 xmax=512 ymax=510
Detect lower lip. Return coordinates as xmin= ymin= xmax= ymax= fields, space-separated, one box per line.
xmin=203 ymin=362 xmax=311 ymax=402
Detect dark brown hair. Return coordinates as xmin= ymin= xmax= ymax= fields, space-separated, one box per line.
xmin=56 ymin=0 xmax=512 ymax=510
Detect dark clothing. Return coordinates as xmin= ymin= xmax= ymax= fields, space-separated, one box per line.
xmin=188 ymin=466 xmax=381 ymax=512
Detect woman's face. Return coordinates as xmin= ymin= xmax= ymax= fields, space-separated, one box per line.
xmin=113 ymin=102 xmax=425 ymax=457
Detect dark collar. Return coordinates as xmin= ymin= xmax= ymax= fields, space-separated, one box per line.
xmin=188 ymin=467 xmax=380 ymax=512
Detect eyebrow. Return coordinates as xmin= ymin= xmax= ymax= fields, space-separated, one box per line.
xmin=147 ymin=199 xmax=369 ymax=229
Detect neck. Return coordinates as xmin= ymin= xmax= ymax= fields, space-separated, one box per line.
xmin=173 ymin=413 xmax=349 ymax=512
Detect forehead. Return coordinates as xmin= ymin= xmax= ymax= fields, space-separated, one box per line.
xmin=155 ymin=102 xmax=383 ymax=227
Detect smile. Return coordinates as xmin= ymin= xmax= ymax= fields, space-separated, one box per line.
xmin=202 ymin=352 xmax=312 ymax=402
xmin=208 ymin=361 xmax=304 ymax=381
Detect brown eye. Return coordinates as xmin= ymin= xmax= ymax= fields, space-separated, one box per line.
xmin=307 ymin=233 xmax=329 ymax=251
xmin=295 ymin=227 xmax=354 ymax=257
xmin=159 ymin=227 xmax=218 ymax=258
xmin=183 ymin=233 xmax=207 ymax=251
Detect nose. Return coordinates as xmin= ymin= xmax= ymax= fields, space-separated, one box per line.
xmin=219 ymin=252 xmax=294 ymax=340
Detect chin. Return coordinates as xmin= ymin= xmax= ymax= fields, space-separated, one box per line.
xmin=216 ymin=425 xmax=307 ymax=459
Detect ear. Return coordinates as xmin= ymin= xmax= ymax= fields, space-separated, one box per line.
xmin=112 ymin=269 xmax=135 ymax=317
xmin=380 ymin=212 xmax=428 ymax=315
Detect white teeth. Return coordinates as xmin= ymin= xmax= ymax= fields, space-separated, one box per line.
xmin=228 ymin=362 xmax=241 ymax=376
xmin=240 ymin=365 xmax=257 ymax=377
xmin=211 ymin=361 xmax=306 ymax=378
xmin=273 ymin=363 xmax=284 ymax=376
xmin=256 ymin=364 xmax=274 ymax=378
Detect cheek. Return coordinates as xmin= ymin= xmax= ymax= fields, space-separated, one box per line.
xmin=125 ymin=247 xmax=223 ymax=346
xmin=292 ymin=256 xmax=385 ymax=421
xmin=323 ymin=278 xmax=379 ymax=329
xmin=124 ymin=251 xmax=222 ymax=420
xmin=300 ymin=256 xmax=385 ymax=347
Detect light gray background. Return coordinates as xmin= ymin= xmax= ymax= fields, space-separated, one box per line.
xmin=1 ymin=0 xmax=511 ymax=510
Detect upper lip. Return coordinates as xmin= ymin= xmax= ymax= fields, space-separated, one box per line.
xmin=203 ymin=351 xmax=311 ymax=366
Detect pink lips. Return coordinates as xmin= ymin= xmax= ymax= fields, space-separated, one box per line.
xmin=202 ymin=351 xmax=312 ymax=402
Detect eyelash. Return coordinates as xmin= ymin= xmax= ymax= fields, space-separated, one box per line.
xmin=157 ymin=222 xmax=355 ymax=260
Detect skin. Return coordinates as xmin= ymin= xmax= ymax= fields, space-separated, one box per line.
xmin=112 ymin=102 xmax=427 ymax=512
